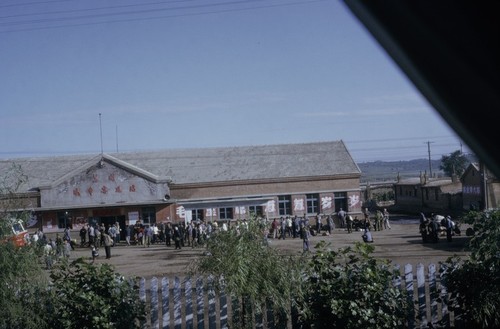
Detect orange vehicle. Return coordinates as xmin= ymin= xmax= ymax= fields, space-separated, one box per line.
xmin=1 ymin=219 xmax=29 ymax=247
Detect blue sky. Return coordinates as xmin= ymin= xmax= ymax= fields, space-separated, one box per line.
xmin=0 ymin=0 xmax=469 ymax=162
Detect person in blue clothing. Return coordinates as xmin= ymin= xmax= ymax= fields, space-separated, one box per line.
xmin=301 ymin=224 xmax=311 ymax=252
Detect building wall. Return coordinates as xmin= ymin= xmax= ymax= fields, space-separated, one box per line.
xmin=171 ymin=176 xmax=359 ymax=200
xmin=462 ymin=166 xmax=482 ymax=210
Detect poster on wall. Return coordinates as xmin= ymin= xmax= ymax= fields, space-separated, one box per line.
xmin=128 ymin=211 xmax=139 ymax=225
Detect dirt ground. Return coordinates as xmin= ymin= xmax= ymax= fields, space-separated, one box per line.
xmin=58 ymin=216 xmax=471 ymax=280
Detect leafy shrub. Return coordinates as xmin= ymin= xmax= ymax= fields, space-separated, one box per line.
xmin=298 ymin=241 xmax=409 ymax=329
xmin=440 ymin=210 xmax=500 ymax=329
xmin=47 ymin=258 xmax=146 ymax=329
xmin=0 ymin=243 xmax=49 ymax=329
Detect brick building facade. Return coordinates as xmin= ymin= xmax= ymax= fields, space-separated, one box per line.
xmin=0 ymin=141 xmax=362 ymax=235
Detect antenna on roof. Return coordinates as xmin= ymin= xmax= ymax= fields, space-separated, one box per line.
xmin=99 ymin=113 xmax=103 ymax=155
xmin=116 ymin=124 xmax=119 ymax=153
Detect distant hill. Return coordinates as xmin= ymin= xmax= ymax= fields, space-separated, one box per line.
xmin=358 ymin=159 xmax=444 ymax=183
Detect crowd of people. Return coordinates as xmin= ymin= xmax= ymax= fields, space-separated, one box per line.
xmin=27 ymin=207 xmax=398 ymax=265
xmin=419 ymin=213 xmax=459 ymax=243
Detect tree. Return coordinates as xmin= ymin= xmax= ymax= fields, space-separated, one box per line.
xmin=0 ymin=243 xmax=50 ymax=329
xmin=0 ymin=164 xmax=48 ymax=329
xmin=440 ymin=210 xmax=500 ymax=329
xmin=299 ymin=241 xmax=410 ymax=328
xmin=440 ymin=150 xmax=469 ymax=177
xmin=190 ymin=219 xmax=305 ymax=328
xmin=0 ymin=163 xmax=32 ymax=241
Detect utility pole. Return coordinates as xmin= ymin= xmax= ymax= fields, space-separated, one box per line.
xmin=426 ymin=141 xmax=434 ymax=177
xmin=99 ymin=113 xmax=103 ymax=155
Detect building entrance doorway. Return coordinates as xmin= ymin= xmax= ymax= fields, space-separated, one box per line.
xmin=98 ymin=215 xmax=126 ymax=241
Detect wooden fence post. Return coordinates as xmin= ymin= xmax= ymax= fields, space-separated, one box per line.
xmin=196 ymin=277 xmax=204 ymax=329
xmin=185 ymin=277 xmax=193 ymax=329
xmin=428 ymin=264 xmax=438 ymax=327
xmin=405 ymin=263 xmax=415 ymax=329
xmin=173 ymin=277 xmax=182 ymax=329
xmin=219 ymin=282 xmax=228 ymax=329
xmin=139 ymin=277 xmax=147 ymax=329
xmin=207 ymin=276 xmax=216 ymax=329
xmin=161 ymin=277 xmax=170 ymax=329
xmin=439 ymin=264 xmax=451 ymax=328
xmin=417 ymin=263 xmax=428 ymax=328
xmin=151 ymin=277 xmax=159 ymax=329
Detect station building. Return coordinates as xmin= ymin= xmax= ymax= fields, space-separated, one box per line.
xmin=0 ymin=141 xmax=362 ymax=238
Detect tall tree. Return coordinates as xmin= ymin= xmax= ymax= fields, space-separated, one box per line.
xmin=440 ymin=150 xmax=469 ymax=177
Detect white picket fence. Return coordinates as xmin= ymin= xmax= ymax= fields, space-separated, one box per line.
xmin=137 ymin=263 xmax=459 ymax=329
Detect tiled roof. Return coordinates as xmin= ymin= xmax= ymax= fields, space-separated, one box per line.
xmin=1 ymin=141 xmax=360 ymax=192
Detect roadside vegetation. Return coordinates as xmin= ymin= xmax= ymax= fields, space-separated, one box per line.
xmin=440 ymin=209 xmax=500 ymax=329
xmin=191 ymin=218 xmax=410 ymax=328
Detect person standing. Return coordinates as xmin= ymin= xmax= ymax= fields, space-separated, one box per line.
xmin=338 ymin=208 xmax=347 ymax=228
xmin=144 ymin=225 xmax=152 ymax=247
xmin=63 ymin=239 xmax=71 ymax=258
xmin=152 ymin=223 xmax=159 ymax=244
xmin=375 ymin=210 xmax=383 ymax=231
xmin=444 ymin=215 xmax=454 ymax=242
xmin=280 ymin=217 xmax=287 ymax=240
xmin=125 ymin=225 xmax=131 ymax=246
xmin=88 ymin=224 xmax=95 ymax=247
xmin=165 ymin=222 xmax=172 ymax=247
xmin=173 ymin=226 xmax=182 ymax=250
xmin=363 ymin=208 xmax=371 ymax=231
xmin=383 ymin=208 xmax=391 ymax=230
xmin=327 ymin=215 xmax=334 ymax=234
xmin=108 ymin=224 xmax=117 ymax=247
xmin=301 ymin=224 xmax=310 ymax=252
xmin=346 ymin=215 xmax=353 ymax=233
xmin=79 ymin=225 xmax=87 ymax=247
xmin=63 ymin=227 xmax=74 ymax=250
xmin=293 ymin=215 xmax=300 ymax=238
xmin=43 ymin=241 xmax=54 ymax=269
xmin=315 ymin=214 xmax=322 ymax=235
xmin=286 ymin=216 xmax=293 ymax=237
xmin=103 ymin=232 xmax=113 ymax=259
xmin=91 ymin=244 xmax=99 ymax=263
xmin=271 ymin=218 xmax=279 ymax=239
xmin=113 ymin=223 xmax=121 ymax=245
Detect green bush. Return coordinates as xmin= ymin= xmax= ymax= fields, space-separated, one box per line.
xmin=440 ymin=210 xmax=500 ymax=329
xmin=47 ymin=258 xmax=146 ymax=329
xmin=191 ymin=219 xmax=304 ymax=328
xmin=0 ymin=243 xmax=49 ymax=329
xmin=298 ymin=241 xmax=409 ymax=329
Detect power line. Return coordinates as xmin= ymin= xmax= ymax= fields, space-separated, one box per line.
xmin=0 ymin=0 xmax=72 ymax=9
xmin=0 ymin=0 xmax=326 ymax=33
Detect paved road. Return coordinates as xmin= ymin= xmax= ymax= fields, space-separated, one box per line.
xmin=61 ymin=218 xmax=471 ymax=280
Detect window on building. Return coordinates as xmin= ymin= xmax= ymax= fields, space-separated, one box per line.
xmin=219 ymin=207 xmax=233 ymax=220
xmin=141 ymin=207 xmax=156 ymax=224
xmin=334 ymin=192 xmax=347 ymax=212
xmin=306 ymin=193 xmax=319 ymax=214
xmin=426 ymin=189 xmax=429 ymax=200
xmin=191 ymin=209 xmax=204 ymax=221
xmin=278 ymin=195 xmax=292 ymax=216
xmin=248 ymin=205 xmax=263 ymax=218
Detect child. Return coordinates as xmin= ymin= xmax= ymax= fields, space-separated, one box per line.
xmin=91 ymin=244 xmax=99 ymax=263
